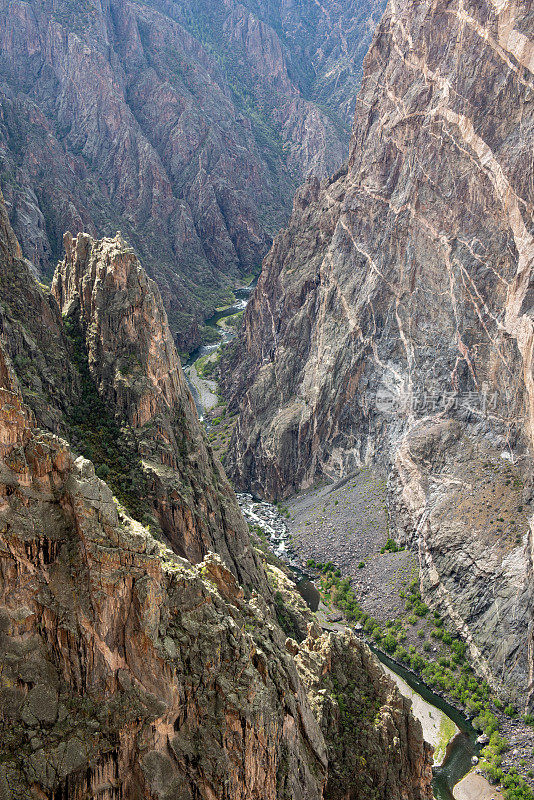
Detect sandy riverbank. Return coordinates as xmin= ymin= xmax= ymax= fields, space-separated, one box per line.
xmin=453 ymin=770 xmax=504 ymax=800
xmin=382 ymin=664 xmax=459 ymax=766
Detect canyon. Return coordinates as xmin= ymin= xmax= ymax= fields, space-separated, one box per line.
xmin=1 ymin=186 xmax=262 ymax=589
xmin=0 ymin=0 xmax=533 ymax=796
xmin=223 ymin=0 xmax=534 ymax=720
xmin=0 ymin=0 xmax=385 ymax=350
xmin=0 ymin=189 xmax=434 ymax=798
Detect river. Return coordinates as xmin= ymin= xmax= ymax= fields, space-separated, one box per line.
xmin=184 ymin=290 xmax=483 ymax=800
xmin=184 ymin=285 xmax=253 ymax=420
xmin=373 ymin=649 xmax=480 ymax=800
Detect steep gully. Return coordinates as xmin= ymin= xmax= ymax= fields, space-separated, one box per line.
xmin=184 ymin=298 xmax=480 ymax=800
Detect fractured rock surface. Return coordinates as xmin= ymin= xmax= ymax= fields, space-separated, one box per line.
xmin=224 ymin=0 xmax=534 ymax=707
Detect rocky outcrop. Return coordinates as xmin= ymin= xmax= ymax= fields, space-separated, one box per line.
xmin=224 ymin=0 xmax=534 ymax=706
xmin=0 ymin=339 xmax=433 ymax=800
xmin=0 ymin=0 xmax=385 ymax=349
xmin=53 ymin=231 xmax=192 ymax=431
xmin=52 ymin=231 xmax=263 ymax=590
xmin=295 ymin=626 xmax=433 ymax=800
xmin=0 ymin=184 xmax=263 ymax=591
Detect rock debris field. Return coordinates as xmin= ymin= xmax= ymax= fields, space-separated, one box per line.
xmin=286 ymin=469 xmax=417 ymax=621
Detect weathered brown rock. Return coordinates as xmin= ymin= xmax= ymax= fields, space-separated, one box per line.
xmin=1 ymin=185 xmax=265 ymax=592
xmin=0 ymin=339 xmax=433 ymax=800
xmin=224 ymin=0 xmax=534 ymax=706
xmin=52 ymin=231 xmax=264 ymax=590
xmin=0 ymin=347 xmax=324 ymax=799
xmin=296 ymin=628 xmax=434 ymax=800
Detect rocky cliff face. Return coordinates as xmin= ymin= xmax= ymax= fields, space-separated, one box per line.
xmin=0 ymin=0 xmax=385 ymax=349
xmin=0 ymin=184 xmax=262 ymax=589
xmin=224 ymin=0 xmax=534 ymax=707
xmin=295 ymin=626 xmax=433 ymax=800
xmin=0 ymin=336 xmax=433 ymax=799
xmin=51 ymin=229 xmax=263 ymax=590
xmin=0 ymin=345 xmax=323 ymax=800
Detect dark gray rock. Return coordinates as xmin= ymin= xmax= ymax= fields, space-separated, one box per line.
xmin=224 ymin=0 xmax=534 ymax=708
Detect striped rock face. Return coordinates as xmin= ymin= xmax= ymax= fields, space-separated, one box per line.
xmin=224 ymin=0 xmax=534 ymax=707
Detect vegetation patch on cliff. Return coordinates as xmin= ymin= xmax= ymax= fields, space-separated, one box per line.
xmin=62 ymin=315 xmax=152 ymax=522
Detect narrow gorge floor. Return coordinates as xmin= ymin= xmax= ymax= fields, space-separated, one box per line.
xmin=239 ymin=477 xmax=482 ymax=799
xmin=185 ymin=308 xmax=534 ymax=797
xmin=255 ymin=471 xmax=534 ymax=798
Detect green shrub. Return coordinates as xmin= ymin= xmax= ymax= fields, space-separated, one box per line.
xmin=451 ymin=640 xmax=467 ymax=659
xmin=394 ymin=647 xmax=410 ymax=664
xmin=474 ymin=710 xmax=499 ymax=736
xmin=413 ymin=600 xmax=429 ymax=617
xmin=410 ymin=653 xmax=426 ymax=672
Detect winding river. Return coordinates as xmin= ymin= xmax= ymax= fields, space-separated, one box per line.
xmin=184 ymin=289 xmax=480 ymax=800
xmin=184 ymin=285 xmax=253 ymax=420
xmin=373 ymin=649 xmax=480 ymax=800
